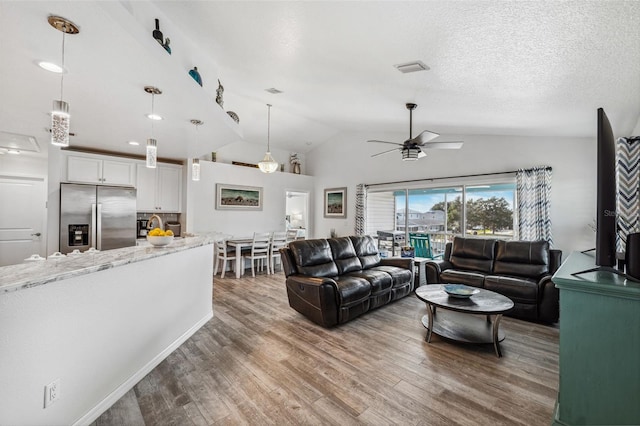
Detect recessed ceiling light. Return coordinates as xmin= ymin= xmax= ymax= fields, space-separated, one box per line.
xmin=265 ymin=88 xmax=283 ymax=94
xmin=146 ymin=114 xmax=163 ymax=121
xmin=37 ymin=61 xmax=65 ymax=73
xmin=127 ymin=141 xmax=140 ymax=146
xmin=7 ymin=149 xmax=21 ymax=155
xmin=394 ymin=61 xmax=430 ymax=74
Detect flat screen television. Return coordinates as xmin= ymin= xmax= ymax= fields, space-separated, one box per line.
xmin=573 ymin=108 xmax=623 ymax=277
xmin=595 ymin=107 xmax=617 ymax=267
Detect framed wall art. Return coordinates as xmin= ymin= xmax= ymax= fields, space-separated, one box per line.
xmin=324 ymin=187 xmax=347 ymax=218
xmin=216 ymin=184 xmax=263 ymax=210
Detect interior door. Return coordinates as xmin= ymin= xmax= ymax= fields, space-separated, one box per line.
xmin=0 ymin=176 xmax=46 ymax=266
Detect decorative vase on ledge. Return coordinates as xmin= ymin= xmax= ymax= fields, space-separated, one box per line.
xmin=293 ymin=163 xmax=301 ymax=174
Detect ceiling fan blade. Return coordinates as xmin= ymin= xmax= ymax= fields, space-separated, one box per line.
xmin=417 ymin=149 xmax=427 ymax=159
xmin=422 ymin=141 xmax=464 ymax=150
xmin=410 ymin=130 xmax=440 ymax=145
xmin=367 ymin=139 xmax=404 ymax=146
xmin=371 ymin=147 xmax=401 ymax=158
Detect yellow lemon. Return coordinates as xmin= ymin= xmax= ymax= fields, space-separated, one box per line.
xmin=165 ymin=230 xmax=174 ymax=237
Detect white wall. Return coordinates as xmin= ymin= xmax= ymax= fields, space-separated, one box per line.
xmin=212 ymin=140 xmax=307 ymax=174
xmin=307 ymin=131 xmax=596 ymax=254
xmin=186 ymin=160 xmax=315 ymax=237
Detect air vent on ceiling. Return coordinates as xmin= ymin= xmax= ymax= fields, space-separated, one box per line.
xmin=394 ymin=61 xmax=430 ymax=74
xmin=265 ymin=87 xmax=283 ymax=94
xmin=0 ymin=131 xmax=40 ymax=153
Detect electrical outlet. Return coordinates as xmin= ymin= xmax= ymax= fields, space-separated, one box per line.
xmin=44 ymin=379 xmax=61 ymax=408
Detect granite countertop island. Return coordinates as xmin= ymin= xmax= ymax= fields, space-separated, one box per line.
xmin=1 ymin=235 xmax=215 ymax=425
xmin=0 ymin=235 xmax=213 ymax=294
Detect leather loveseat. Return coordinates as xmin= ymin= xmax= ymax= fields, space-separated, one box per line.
xmin=280 ymin=235 xmax=414 ymax=327
xmin=425 ymin=237 xmax=562 ymax=323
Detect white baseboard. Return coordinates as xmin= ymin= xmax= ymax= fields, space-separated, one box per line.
xmin=73 ymin=311 xmax=213 ymax=426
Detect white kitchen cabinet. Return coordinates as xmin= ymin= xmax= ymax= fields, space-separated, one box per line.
xmin=135 ymin=163 xmax=182 ymax=212
xmin=65 ymin=154 xmax=136 ymax=186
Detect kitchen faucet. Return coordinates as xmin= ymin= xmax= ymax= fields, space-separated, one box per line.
xmin=147 ymin=214 xmax=163 ymax=231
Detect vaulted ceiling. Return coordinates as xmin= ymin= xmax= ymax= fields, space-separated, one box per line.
xmin=1 ymin=1 xmax=639 ymax=160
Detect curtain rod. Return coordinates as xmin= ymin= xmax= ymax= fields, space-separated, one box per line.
xmin=364 ymin=166 xmax=552 ymax=188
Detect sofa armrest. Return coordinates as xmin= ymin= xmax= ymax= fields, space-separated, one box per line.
xmin=285 ymin=275 xmax=340 ymax=327
xmin=425 ymin=259 xmax=453 ymax=284
xmin=549 ymin=249 xmax=563 ymax=274
xmin=379 ymin=257 xmax=414 ymax=270
xmin=537 ymin=275 xmax=559 ymax=323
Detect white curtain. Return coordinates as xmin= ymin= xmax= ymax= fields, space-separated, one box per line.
xmin=355 ymin=184 xmax=366 ymax=235
xmin=616 ymin=136 xmax=640 ymax=252
xmin=516 ymin=166 xmax=552 ymax=244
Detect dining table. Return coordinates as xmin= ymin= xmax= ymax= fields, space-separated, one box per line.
xmin=225 ymin=237 xmax=253 ymax=278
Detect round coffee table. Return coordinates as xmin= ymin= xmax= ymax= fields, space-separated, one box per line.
xmin=415 ymin=284 xmax=514 ymax=357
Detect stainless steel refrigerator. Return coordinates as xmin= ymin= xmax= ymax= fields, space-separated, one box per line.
xmin=60 ymin=183 xmax=137 ymax=254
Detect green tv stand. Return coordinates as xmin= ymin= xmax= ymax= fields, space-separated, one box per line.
xmin=552 ymin=251 xmax=640 ymax=425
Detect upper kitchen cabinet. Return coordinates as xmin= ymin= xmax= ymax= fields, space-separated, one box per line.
xmin=136 ymin=163 xmax=182 ymax=213
xmin=64 ymin=152 xmax=136 ymax=187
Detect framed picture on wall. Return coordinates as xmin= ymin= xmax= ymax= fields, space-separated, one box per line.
xmin=324 ymin=187 xmax=347 ymax=218
xmin=216 ymin=184 xmax=263 ymax=210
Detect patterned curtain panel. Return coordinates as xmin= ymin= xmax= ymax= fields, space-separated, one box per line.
xmin=355 ymin=184 xmax=366 ymax=235
xmin=616 ymin=136 xmax=640 ymax=252
xmin=516 ymin=166 xmax=553 ymax=245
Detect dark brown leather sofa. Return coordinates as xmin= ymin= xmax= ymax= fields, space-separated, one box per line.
xmin=425 ymin=237 xmax=562 ymax=323
xmin=280 ymin=235 xmax=414 ymax=327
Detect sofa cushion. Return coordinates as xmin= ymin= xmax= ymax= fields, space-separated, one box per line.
xmin=485 ymin=275 xmax=538 ymax=304
xmin=349 ymin=235 xmax=381 ymax=269
xmin=449 ymin=237 xmax=497 ymax=273
xmin=289 ymin=239 xmax=338 ymax=277
xmin=371 ymin=265 xmax=412 ymax=288
xmin=346 ymin=269 xmax=393 ymax=295
xmin=333 ymin=275 xmax=371 ymax=305
xmin=440 ymin=269 xmax=486 ymax=288
xmin=493 ymin=240 xmax=550 ymax=278
xmin=328 ymin=237 xmax=363 ymax=274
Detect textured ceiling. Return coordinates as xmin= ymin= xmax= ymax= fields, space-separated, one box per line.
xmin=1 ymin=1 xmax=639 ymax=160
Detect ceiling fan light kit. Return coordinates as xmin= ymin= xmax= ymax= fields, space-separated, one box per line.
xmin=368 ymin=103 xmax=463 ymax=161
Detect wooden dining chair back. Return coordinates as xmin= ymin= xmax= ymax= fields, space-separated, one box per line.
xmin=214 ymin=238 xmax=237 ymax=279
xmin=286 ymin=229 xmax=299 ymax=244
xmin=247 ymin=232 xmax=272 ymax=277
xmin=269 ymin=231 xmax=288 ymax=274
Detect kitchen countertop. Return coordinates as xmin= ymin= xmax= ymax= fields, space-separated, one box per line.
xmin=0 ymin=235 xmax=213 ymax=294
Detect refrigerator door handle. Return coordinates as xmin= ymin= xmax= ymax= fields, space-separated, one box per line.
xmin=91 ymin=203 xmax=97 ymax=249
xmin=96 ymin=203 xmax=103 ymax=251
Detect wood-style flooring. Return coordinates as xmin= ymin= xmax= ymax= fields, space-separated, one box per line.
xmin=93 ymin=271 xmax=559 ymax=425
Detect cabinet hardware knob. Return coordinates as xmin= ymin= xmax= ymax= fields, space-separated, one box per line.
xmin=31 ymin=232 xmax=41 ymax=237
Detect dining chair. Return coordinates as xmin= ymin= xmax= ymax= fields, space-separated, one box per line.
xmin=409 ymin=233 xmax=442 ymax=259
xmin=246 ymin=232 xmax=272 ymax=277
xmin=269 ymin=231 xmax=288 ymax=274
xmin=286 ymin=229 xmax=299 ymax=244
xmin=214 ymin=238 xmax=238 ymax=278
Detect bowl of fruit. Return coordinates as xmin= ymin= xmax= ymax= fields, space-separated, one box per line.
xmin=146 ymin=228 xmax=174 ymax=247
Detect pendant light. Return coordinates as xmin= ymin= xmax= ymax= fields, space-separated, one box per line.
xmin=190 ymin=119 xmax=203 ymax=181
xmin=48 ymin=16 xmax=79 ymax=147
xmin=258 ymin=104 xmax=278 ymax=173
xmin=144 ymin=86 xmax=162 ymax=168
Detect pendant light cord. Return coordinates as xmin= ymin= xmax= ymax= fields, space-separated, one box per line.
xmin=60 ymin=32 xmax=66 ymax=100
xmin=267 ymin=104 xmax=272 ymax=151
xmin=151 ymin=93 xmax=155 ymax=136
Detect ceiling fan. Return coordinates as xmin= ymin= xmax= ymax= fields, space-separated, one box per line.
xmin=368 ymin=103 xmax=463 ymax=161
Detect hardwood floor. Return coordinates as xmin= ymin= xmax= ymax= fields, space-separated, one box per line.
xmin=93 ymin=272 xmax=559 ymax=425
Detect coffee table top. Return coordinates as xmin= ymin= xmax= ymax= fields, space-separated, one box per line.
xmin=415 ymin=284 xmax=514 ymax=315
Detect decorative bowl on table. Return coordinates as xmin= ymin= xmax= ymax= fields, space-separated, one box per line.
xmin=443 ymin=284 xmax=480 ymax=298
xmin=146 ymin=235 xmax=174 ymax=247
